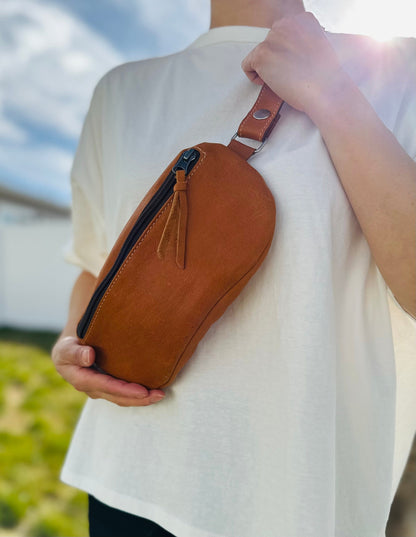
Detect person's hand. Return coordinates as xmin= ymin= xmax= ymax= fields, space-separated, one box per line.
xmin=241 ymin=12 xmax=349 ymax=117
xmin=51 ymin=336 xmax=166 ymax=406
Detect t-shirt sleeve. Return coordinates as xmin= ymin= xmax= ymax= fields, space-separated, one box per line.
xmin=63 ymin=76 xmax=108 ymax=278
xmin=391 ymin=38 xmax=416 ymax=161
xmin=386 ymin=39 xmax=416 ymax=322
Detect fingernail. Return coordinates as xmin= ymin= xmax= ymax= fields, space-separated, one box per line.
xmin=82 ymin=348 xmax=90 ymax=366
xmin=152 ymin=394 xmax=165 ymax=401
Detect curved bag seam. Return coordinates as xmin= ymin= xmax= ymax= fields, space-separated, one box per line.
xmin=159 ymin=228 xmax=275 ymax=386
xmin=84 ymin=148 xmax=208 ymax=341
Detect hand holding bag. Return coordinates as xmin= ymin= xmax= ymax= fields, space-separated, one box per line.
xmin=76 ymin=84 xmax=284 ymax=389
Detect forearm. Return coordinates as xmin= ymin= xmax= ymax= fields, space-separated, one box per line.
xmin=307 ymin=73 xmax=416 ymax=317
xmin=241 ymin=13 xmax=416 ymax=316
xmin=58 ymin=270 xmax=97 ymax=340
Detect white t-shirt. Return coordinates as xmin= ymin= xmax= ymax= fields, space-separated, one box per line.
xmin=61 ymin=26 xmax=416 ymax=537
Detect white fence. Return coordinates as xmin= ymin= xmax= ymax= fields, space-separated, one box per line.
xmin=0 ymin=218 xmax=80 ymax=331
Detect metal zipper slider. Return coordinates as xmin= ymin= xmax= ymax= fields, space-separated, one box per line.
xmin=173 ymin=148 xmax=199 ymax=175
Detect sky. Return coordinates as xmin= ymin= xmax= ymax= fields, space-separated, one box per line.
xmin=0 ymin=0 xmax=415 ymax=208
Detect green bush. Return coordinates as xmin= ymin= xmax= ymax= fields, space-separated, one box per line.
xmin=0 ymin=492 xmax=25 ymax=528
xmin=0 ymin=327 xmax=88 ymax=536
xmin=29 ymin=511 xmax=81 ymax=537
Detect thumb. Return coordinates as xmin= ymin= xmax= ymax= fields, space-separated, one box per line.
xmin=76 ymin=344 xmax=95 ymax=367
xmin=52 ymin=336 xmax=95 ymax=375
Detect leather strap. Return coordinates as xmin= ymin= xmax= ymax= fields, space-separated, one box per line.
xmin=228 ymin=84 xmax=284 ymax=160
xmin=227 ymin=138 xmax=258 ymax=160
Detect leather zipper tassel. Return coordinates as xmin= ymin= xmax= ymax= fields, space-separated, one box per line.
xmin=157 ymin=169 xmax=188 ymax=269
xmin=77 ymin=148 xmax=199 ymax=338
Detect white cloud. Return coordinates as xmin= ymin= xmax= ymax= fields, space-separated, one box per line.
xmin=117 ymin=0 xmax=210 ymax=53
xmin=0 ymin=116 xmax=27 ymax=143
xmin=136 ymin=0 xmax=209 ymax=27
xmin=0 ymin=0 xmax=126 ymax=205
xmin=0 ymin=0 xmax=209 ymax=206
xmin=0 ymin=0 xmax=124 ymax=141
xmin=61 ymin=51 xmax=93 ymax=75
xmin=0 ymin=0 xmax=211 ymax=205
xmin=0 ymin=141 xmax=73 ymax=198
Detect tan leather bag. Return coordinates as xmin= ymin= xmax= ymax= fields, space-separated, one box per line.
xmin=77 ymin=85 xmax=284 ymax=389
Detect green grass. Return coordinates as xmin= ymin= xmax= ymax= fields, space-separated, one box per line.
xmin=1 ymin=328 xmax=414 ymax=537
xmin=0 ymin=327 xmax=88 ymax=537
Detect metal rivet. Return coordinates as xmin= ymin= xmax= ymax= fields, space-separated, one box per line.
xmin=253 ymin=108 xmax=271 ymax=120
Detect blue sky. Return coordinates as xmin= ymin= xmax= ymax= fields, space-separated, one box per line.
xmin=0 ymin=0 xmax=414 ymax=208
xmin=0 ymin=0 xmax=210 ymax=207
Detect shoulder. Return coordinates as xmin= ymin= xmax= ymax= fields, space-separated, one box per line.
xmin=93 ymin=50 xmax=188 ymax=98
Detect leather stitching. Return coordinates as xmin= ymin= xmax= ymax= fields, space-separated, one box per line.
xmin=85 ymin=148 xmax=208 ymax=342
xmin=84 ymin=199 xmax=173 ymax=341
xmin=238 ymin=84 xmax=267 ymax=139
xmin=238 ymin=85 xmax=282 ymax=142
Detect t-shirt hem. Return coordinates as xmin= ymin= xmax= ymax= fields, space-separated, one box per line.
xmin=60 ymin=468 xmax=388 ymax=537
xmin=60 ymin=468 xmax=226 ymax=537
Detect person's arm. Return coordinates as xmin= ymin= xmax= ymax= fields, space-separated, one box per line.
xmin=51 ymin=270 xmax=166 ymax=406
xmin=307 ymin=76 xmax=416 ymax=318
xmin=242 ymin=12 xmax=416 ymax=318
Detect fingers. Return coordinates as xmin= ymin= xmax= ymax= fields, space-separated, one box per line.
xmin=51 ymin=336 xmax=166 ymax=407
xmin=241 ymin=50 xmax=264 ymax=85
xmin=86 ymin=386 xmax=166 ymax=407
xmin=241 ymin=48 xmax=265 ymax=86
xmin=241 ymin=11 xmax=325 ymax=82
xmin=70 ymin=366 xmax=154 ymax=398
xmin=68 ymin=360 xmax=166 ymax=407
xmin=79 ymin=369 xmax=166 ymax=407
xmin=240 ymin=11 xmax=339 ymax=113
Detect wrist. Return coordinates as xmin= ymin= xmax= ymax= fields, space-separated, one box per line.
xmin=304 ymin=69 xmax=358 ymax=129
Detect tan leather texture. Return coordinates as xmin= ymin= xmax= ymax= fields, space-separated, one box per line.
xmin=78 ymin=142 xmax=276 ymax=389
xmin=227 ymin=139 xmax=256 ymax=160
xmin=237 ymin=84 xmax=284 ymax=142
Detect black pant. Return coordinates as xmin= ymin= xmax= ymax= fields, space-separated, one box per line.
xmin=88 ymin=495 xmax=177 ymax=537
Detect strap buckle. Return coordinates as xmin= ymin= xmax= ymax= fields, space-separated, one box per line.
xmin=231 ymin=133 xmax=267 ymax=154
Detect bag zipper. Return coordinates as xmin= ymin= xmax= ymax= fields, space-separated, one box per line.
xmin=77 ymin=148 xmax=200 ymax=339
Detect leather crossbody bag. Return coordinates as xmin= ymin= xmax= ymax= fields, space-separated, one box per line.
xmin=77 ymin=84 xmax=284 ymax=389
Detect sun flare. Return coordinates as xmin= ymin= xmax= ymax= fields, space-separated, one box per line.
xmin=342 ymin=0 xmax=416 ymax=41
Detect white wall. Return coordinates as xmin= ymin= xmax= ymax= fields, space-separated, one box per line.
xmin=0 ymin=217 xmax=80 ymax=331
xmin=0 ymin=199 xmax=38 ymax=223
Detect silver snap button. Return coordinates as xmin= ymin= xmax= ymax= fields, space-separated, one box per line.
xmin=253 ymin=108 xmax=271 ymax=120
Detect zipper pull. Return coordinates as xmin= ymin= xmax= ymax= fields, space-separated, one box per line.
xmin=157 ymin=169 xmax=188 ymax=269
xmin=173 ymin=148 xmax=199 ymax=174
